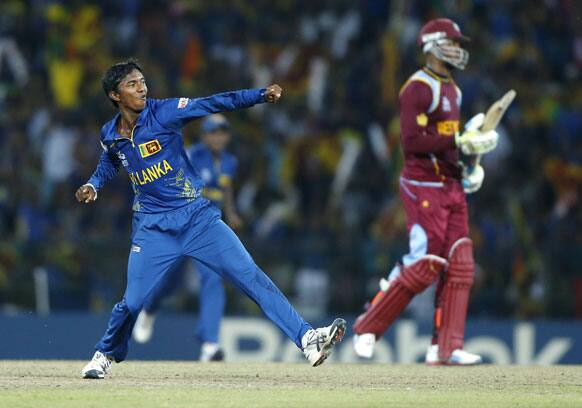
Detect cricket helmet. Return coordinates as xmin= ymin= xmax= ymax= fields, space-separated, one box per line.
xmin=417 ymin=18 xmax=470 ymax=70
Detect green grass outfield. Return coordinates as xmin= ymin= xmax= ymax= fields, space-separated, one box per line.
xmin=0 ymin=361 xmax=580 ymax=407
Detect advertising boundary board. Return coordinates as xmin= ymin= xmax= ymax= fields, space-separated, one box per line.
xmin=0 ymin=314 xmax=580 ymax=364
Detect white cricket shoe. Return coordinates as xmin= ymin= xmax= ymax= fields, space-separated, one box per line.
xmin=302 ymin=318 xmax=347 ymax=367
xmin=133 ymin=310 xmax=156 ymax=344
xmin=353 ymin=333 xmax=376 ymax=358
xmin=199 ymin=342 xmax=225 ymax=362
xmin=81 ymin=351 xmax=113 ymax=379
xmin=425 ymin=344 xmax=483 ymax=366
xmin=425 ymin=344 xmax=440 ymax=365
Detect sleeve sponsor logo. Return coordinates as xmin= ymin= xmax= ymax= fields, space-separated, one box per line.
xmin=177 ymin=97 xmax=189 ymax=109
xmin=138 ymin=139 xmax=162 ymax=158
xmin=416 ymin=113 xmax=428 ymax=126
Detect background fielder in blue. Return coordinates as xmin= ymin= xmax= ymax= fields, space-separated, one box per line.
xmin=189 ymin=114 xmax=243 ymax=229
xmin=77 ymin=59 xmax=345 ymax=379
xmin=133 ymin=114 xmax=244 ymax=361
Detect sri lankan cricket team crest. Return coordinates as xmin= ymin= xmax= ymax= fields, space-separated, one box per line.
xmin=138 ymin=139 xmax=162 ymax=158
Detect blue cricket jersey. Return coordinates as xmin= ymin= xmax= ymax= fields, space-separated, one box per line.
xmin=186 ymin=143 xmax=238 ymax=208
xmin=86 ymin=89 xmax=265 ymax=213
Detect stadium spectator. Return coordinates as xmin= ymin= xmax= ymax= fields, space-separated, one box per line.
xmin=0 ymin=0 xmax=579 ymax=321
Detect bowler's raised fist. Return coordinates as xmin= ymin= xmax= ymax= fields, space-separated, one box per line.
xmin=264 ymin=84 xmax=282 ymax=103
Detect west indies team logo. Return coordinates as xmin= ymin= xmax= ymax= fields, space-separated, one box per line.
xmin=138 ymin=139 xmax=162 ymax=158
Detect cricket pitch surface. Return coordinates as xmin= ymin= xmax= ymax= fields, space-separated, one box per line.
xmin=1 ymin=361 xmax=580 ymax=407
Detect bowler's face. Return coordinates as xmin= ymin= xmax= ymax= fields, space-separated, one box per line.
xmin=203 ymin=130 xmax=231 ymax=154
xmin=115 ymin=69 xmax=148 ymax=111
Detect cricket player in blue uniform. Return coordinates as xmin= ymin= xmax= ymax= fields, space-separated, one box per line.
xmin=78 ymin=60 xmax=346 ymax=379
xmin=132 ymin=114 xmax=243 ymax=362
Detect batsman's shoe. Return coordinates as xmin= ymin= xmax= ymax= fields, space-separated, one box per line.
xmin=425 ymin=344 xmax=483 ymax=366
xmin=81 ymin=351 xmax=113 ymax=379
xmin=199 ymin=342 xmax=225 ymax=362
xmin=425 ymin=344 xmax=440 ymax=365
xmin=448 ymin=349 xmax=483 ymax=365
xmin=302 ymin=318 xmax=347 ymax=367
xmin=133 ymin=310 xmax=156 ymax=344
xmin=353 ymin=333 xmax=376 ymax=359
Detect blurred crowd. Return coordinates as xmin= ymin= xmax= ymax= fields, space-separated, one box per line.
xmin=0 ymin=0 xmax=580 ymax=319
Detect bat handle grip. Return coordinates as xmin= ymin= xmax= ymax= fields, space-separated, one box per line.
xmin=466 ymin=154 xmax=482 ymax=172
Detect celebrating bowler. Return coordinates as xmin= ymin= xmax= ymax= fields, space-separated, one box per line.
xmin=77 ymin=59 xmax=346 ymax=379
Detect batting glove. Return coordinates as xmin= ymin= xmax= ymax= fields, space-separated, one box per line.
xmin=462 ymin=164 xmax=485 ymax=194
xmin=455 ymin=113 xmax=499 ymax=155
xmin=456 ymin=129 xmax=499 ymax=155
xmin=464 ymin=113 xmax=485 ymax=132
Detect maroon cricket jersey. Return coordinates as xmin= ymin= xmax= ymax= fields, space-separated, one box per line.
xmin=399 ymin=67 xmax=463 ymax=182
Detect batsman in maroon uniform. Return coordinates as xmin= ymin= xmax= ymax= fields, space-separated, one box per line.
xmin=353 ymin=18 xmax=498 ymax=365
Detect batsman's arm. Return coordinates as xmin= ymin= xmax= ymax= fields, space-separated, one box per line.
xmin=76 ymin=149 xmax=121 ymax=203
xmin=399 ymin=81 xmax=456 ymax=155
xmin=157 ymin=85 xmax=282 ymax=129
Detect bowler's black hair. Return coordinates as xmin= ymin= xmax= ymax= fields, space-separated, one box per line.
xmin=102 ymin=58 xmax=143 ymax=107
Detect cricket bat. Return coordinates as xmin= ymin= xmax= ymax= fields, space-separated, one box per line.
xmin=474 ymin=89 xmax=517 ymax=165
